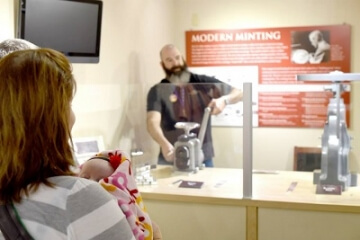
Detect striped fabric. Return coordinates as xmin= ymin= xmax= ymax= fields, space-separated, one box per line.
xmin=14 ymin=176 xmax=136 ymax=240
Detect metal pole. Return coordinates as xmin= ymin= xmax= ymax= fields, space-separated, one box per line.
xmin=335 ymin=83 xmax=340 ymax=138
xmin=243 ymin=82 xmax=253 ymax=199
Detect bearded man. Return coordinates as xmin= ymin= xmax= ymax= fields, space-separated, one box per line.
xmin=146 ymin=44 xmax=243 ymax=167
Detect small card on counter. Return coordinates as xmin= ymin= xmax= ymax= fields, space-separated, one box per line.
xmin=316 ymin=184 xmax=342 ymax=195
xmin=179 ymin=180 xmax=204 ymax=189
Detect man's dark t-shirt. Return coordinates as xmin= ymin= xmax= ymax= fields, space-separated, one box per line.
xmin=147 ymin=73 xmax=230 ymax=162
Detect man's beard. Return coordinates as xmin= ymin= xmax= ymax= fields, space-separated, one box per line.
xmin=162 ymin=61 xmax=190 ymax=84
xmin=162 ymin=60 xmax=189 ymax=77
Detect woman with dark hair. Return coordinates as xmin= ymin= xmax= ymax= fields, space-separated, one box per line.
xmin=0 ymin=48 xmax=135 ymax=239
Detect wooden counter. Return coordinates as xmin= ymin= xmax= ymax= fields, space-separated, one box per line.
xmin=138 ymin=166 xmax=360 ymax=240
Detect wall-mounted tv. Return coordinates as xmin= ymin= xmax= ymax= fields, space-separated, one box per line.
xmin=17 ymin=0 xmax=103 ymax=64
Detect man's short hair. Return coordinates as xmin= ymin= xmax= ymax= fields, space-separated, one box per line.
xmin=0 ymin=39 xmax=38 ymax=59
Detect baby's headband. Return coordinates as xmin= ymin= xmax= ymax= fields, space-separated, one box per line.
xmin=87 ymin=152 xmax=123 ymax=170
xmin=88 ymin=156 xmax=110 ymax=162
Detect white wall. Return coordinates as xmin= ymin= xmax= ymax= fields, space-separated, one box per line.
xmin=0 ymin=0 xmax=15 ymax=39
xmin=69 ymin=0 xmax=177 ymax=165
xmin=1 ymin=0 xmax=360 ymax=171
xmin=0 ymin=0 xmax=175 ymax=166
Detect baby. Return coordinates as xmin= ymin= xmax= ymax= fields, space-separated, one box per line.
xmin=79 ymin=150 xmax=160 ymax=240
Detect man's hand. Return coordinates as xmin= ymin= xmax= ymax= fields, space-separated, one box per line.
xmin=161 ymin=143 xmax=175 ymax=162
xmin=208 ymin=97 xmax=227 ymax=115
xmin=208 ymin=88 xmax=243 ymax=115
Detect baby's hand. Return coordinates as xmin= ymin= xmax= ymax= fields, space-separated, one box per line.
xmin=152 ymin=221 xmax=163 ymax=240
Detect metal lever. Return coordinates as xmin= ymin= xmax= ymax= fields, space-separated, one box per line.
xmin=198 ymin=107 xmax=211 ymax=147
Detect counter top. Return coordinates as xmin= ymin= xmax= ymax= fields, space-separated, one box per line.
xmin=138 ymin=166 xmax=360 ymax=213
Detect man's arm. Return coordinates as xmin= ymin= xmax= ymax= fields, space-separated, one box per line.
xmin=146 ymin=111 xmax=174 ymax=162
xmin=208 ymin=87 xmax=243 ymax=115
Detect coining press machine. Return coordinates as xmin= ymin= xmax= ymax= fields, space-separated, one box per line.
xmin=297 ymin=72 xmax=360 ymax=191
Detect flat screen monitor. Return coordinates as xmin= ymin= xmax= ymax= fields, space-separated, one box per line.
xmin=17 ymin=0 xmax=103 ymax=63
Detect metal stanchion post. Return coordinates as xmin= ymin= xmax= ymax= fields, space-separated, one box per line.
xmin=243 ymin=82 xmax=253 ymax=199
